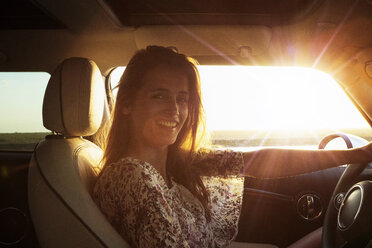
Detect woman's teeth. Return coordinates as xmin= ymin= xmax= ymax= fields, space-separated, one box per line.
xmin=158 ymin=120 xmax=177 ymax=128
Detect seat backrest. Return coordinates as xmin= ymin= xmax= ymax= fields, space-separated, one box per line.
xmin=28 ymin=57 xmax=129 ymax=248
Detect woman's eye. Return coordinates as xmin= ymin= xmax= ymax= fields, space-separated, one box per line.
xmin=152 ymin=94 xmax=165 ymax=100
xmin=177 ymin=96 xmax=189 ymax=103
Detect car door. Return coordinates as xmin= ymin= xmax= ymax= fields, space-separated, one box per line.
xmin=0 ymin=72 xmax=50 ymax=248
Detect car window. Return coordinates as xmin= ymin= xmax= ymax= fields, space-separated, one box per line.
xmin=0 ymin=72 xmax=50 ymax=151
xmin=108 ymin=66 xmax=372 ymax=150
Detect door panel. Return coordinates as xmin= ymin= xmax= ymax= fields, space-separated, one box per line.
xmin=0 ymin=151 xmax=39 ymax=248
xmin=236 ymin=167 xmax=345 ymax=247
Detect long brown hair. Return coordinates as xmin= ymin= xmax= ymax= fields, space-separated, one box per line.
xmin=102 ymin=46 xmax=211 ymax=220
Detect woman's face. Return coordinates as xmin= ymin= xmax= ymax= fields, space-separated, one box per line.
xmin=125 ymin=65 xmax=189 ymax=149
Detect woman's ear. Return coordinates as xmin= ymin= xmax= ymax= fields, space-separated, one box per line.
xmin=121 ymin=106 xmax=131 ymax=115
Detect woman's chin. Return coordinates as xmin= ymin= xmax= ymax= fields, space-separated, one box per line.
xmin=159 ymin=138 xmax=178 ymax=147
xmin=145 ymin=136 xmax=178 ymax=148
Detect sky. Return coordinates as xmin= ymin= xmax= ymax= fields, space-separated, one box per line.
xmin=0 ymin=67 xmax=370 ymax=133
xmin=0 ymin=72 xmax=50 ymax=133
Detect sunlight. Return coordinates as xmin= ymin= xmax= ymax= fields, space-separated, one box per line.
xmin=198 ymin=66 xmax=369 ymax=131
xmin=110 ymin=66 xmax=370 ymax=132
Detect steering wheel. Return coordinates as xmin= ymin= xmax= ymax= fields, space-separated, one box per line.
xmin=319 ymin=134 xmax=372 ymax=248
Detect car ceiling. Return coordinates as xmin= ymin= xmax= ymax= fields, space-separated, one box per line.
xmin=0 ymin=0 xmax=371 ymax=71
xmin=2 ymin=0 xmax=372 ymax=124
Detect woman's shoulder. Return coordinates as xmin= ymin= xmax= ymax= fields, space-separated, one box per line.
xmin=94 ymin=157 xmax=156 ymax=203
xmin=99 ymin=157 xmax=140 ymax=177
xmin=97 ymin=157 xmax=164 ymax=188
xmin=107 ymin=156 xmax=159 ymax=171
xmin=93 ymin=157 xmax=162 ymax=222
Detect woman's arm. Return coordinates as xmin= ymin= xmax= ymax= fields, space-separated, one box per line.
xmin=242 ymin=143 xmax=372 ymax=178
xmin=191 ymin=149 xmax=244 ymax=177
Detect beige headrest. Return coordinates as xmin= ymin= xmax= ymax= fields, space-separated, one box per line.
xmin=43 ymin=58 xmax=105 ymax=136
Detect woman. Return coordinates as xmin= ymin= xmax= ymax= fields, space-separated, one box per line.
xmin=93 ymin=46 xmax=372 ymax=248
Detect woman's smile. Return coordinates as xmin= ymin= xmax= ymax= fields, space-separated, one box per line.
xmin=156 ymin=120 xmax=178 ymax=129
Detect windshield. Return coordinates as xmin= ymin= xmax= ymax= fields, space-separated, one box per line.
xmin=109 ymin=66 xmax=372 ymax=149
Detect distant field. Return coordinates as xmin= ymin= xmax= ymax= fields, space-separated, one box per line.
xmin=210 ymin=129 xmax=372 ymax=147
xmin=0 ymin=132 xmax=50 ymax=151
xmin=1 ymin=129 xmax=371 ymax=151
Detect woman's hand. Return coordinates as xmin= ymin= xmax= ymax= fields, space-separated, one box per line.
xmin=360 ymin=142 xmax=372 ymax=162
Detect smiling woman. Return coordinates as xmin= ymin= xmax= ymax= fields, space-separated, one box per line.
xmin=109 ymin=66 xmax=372 ymax=148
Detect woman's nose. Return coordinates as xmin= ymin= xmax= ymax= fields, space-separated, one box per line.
xmin=166 ymin=97 xmax=179 ymax=115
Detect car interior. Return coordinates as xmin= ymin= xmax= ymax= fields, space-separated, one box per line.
xmin=1 ymin=0 xmax=372 ymax=247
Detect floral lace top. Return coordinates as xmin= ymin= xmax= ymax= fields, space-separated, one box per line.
xmin=93 ymin=149 xmax=245 ymax=248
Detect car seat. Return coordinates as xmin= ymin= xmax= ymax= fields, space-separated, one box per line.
xmin=28 ymin=57 xmax=129 ymax=248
